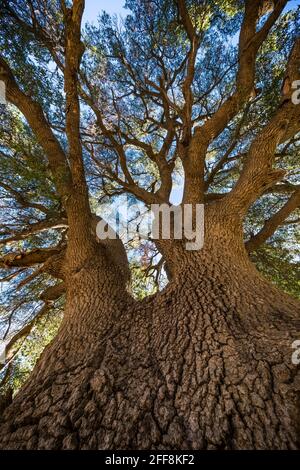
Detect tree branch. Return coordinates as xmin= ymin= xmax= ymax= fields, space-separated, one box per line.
xmin=0 ymin=216 xmax=67 ymax=245
xmin=0 ymin=57 xmax=73 ymax=200
xmin=182 ymin=0 xmax=287 ymax=204
xmin=245 ymin=187 xmax=300 ymax=252
xmin=0 ymin=247 xmax=62 ymax=269
xmin=226 ymin=37 xmax=300 ymax=215
xmin=0 ymin=182 xmax=49 ymax=214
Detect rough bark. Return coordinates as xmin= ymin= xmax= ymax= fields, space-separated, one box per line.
xmin=0 ymin=207 xmax=299 ymax=450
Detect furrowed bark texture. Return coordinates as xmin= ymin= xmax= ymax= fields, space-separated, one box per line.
xmin=0 ymin=205 xmax=299 ymax=450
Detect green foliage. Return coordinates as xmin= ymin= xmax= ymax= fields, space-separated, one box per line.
xmin=251 ymin=244 xmax=300 ymax=299
xmin=0 ymin=307 xmax=62 ymax=395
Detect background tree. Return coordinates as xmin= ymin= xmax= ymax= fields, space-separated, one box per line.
xmin=0 ymin=0 xmax=299 ymax=450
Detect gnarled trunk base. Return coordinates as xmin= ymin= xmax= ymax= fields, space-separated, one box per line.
xmin=0 ymin=248 xmax=299 ymax=450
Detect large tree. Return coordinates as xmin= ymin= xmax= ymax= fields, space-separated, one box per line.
xmin=0 ymin=0 xmax=300 ymax=450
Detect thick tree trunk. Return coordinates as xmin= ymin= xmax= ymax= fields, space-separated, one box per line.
xmin=0 ymin=212 xmax=299 ymax=450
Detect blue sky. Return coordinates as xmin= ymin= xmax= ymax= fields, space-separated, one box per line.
xmin=83 ymin=0 xmax=126 ymax=23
